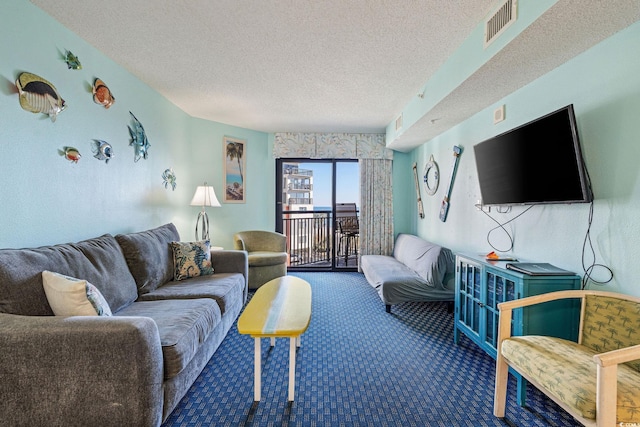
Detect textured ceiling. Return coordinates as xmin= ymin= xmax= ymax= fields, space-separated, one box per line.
xmin=29 ymin=1 xmax=640 ymax=152
xmin=29 ymin=0 xmax=493 ymax=134
xmin=389 ymin=0 xmax=640 ymax=151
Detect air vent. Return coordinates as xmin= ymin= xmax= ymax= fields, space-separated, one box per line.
xmin=484 ymin=0 xmax=517 ymax=48
xmin=395 ymin=114 xmax=403 ymax=131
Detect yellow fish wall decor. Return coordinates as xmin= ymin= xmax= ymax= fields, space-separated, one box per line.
xmin=16 ymin=72 xmax=66 ymax=122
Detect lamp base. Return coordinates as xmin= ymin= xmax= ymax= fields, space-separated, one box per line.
xmin=195 ymin=210 xmax=209 ymax=241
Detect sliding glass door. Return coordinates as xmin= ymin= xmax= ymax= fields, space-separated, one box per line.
xmin=276 ymin=159 xmax=359 ymax=271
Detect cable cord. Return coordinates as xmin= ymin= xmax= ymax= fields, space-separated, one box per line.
xmin=581 ymin=200 xmax=613 ymax=289
xmin=479 ymin=161 xmax=612 ymax=288
xmin=579 ymin=161 xmax=613 ymax=289
xmin=480 ymin=205 xmax=534 ymax=253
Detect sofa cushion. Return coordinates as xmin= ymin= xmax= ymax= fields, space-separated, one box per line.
xmin=138 ymin=272 xmax=245 ymax=316
xmin=42 ymin=271 xmax=112 ymax=316
xmin=362 ymin=254 xmax=455 ymax=305
xmin=392 ymin=234 xmax=454 ymax=287
xmin=115 ymin=223 xmax=180 ymax=295
xmin=502 ymin=335 xmax=640 ymax=422
xmin=361 ymin=255 xmax=424 ymax=289
xmin=116 ymin=299 xmax=221 ymax=380
xmin=0 ymin=234 xmax=138 ymax=315
xmin=171 ymin=240 xmax=214 ymax=281
xmin=247 ymin=251 xmax=288 ymax=267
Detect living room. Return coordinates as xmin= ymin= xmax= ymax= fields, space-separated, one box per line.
xmin=2 ymin=1 xmax=640 ymax=426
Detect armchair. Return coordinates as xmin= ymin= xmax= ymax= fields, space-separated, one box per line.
xmin=233 ymin=230 xmax=287 ymax=289
xmin=494 ymin=290 xmax=640 ymax=426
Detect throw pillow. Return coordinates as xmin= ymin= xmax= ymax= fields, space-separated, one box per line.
xmin=171 ymin=240 xmax=215 ymax=281
xmin=42 ymin=270 xmax=113 ymax=316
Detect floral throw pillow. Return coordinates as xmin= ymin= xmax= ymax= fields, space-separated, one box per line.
xmin=42 ymin=270 xmax=113 ymax=316
xmin=171 ymin=240 xmax=215 ymax=281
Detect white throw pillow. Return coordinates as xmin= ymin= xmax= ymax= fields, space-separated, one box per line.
xmin=42 ymin=270 xmax=112 ymax=316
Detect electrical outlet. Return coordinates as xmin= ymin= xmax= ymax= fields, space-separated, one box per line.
xmin=493 ymin=105 xmax=505 ymax=124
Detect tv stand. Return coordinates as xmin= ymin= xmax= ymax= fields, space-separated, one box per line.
xmin=453 ymin=254 xmax=581 ymax=405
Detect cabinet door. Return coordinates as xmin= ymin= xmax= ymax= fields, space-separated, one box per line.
xmin=484 ymin=269 xmax=519 ymax=351
xmin=457 ymin=260 xmax=482 ymax=337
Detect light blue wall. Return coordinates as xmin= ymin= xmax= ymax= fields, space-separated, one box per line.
xmin=0 ymin=0 xmax=272 ymax=250
xmin=386 ymin=0 xmax=558 ymax=143
xmin=406 ymin=21 xmax=640 ymax=296
xmin=188 ymin=119 xmax=273 ymax=249
xmin=5 ymin=0 xmax=640 ymax=298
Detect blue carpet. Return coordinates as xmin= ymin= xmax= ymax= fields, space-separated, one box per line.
xmin=163 ymin=272 xmax=581 ymax=427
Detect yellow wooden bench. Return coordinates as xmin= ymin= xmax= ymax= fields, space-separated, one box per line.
xmin=237 ymin=276 xmax=312 ymax=401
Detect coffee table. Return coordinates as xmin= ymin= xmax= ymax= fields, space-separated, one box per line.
xmin=237 ymin=276 xmax=312 ymax=401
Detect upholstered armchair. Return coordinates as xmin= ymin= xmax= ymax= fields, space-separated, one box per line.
xmin=494 ymin=290 xmax=640 ymax=426
xmin=233 ymin=230 xmax=287 ymax=289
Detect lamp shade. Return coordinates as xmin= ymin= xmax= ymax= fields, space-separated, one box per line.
xmin=190 ymin=185 xmax=221 ymax=208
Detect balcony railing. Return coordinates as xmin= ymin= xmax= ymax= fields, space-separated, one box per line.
xmin=286 ymin=197 xmax=313 ymax=205
xmin=283 ymin=167 xmax=313 ymax=176
xmin=287 ymin=183 xmax=313 ymax=191
xmin=282 ymin=210 xmax=359 ymax=268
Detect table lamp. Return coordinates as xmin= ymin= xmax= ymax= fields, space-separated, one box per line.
xmin=189 ymin=183 xmax=221 ymax=241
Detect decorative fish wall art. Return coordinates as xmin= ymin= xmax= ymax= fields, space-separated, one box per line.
xmin=16 ymin=72 xmax=66 ymax=122
xmin=128 ymin=112 xmax=150 ymax=162
xmin=162 ymin=168 xmax=177 ymax=190
xmin=59 ymin=146 xmax=81 ymax=163
xmin=91 ymin=140 xmax=114 ymax=163
xmin=92 ymin=78 xmax=115 ymax=109
xmin=64 ymin=50 xmax=82 ymax=70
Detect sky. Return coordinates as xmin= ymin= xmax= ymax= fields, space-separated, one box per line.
xmin=299 ymin=162 xmax=359 ymax=208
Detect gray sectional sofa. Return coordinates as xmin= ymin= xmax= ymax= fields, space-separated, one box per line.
xmin=361 ymin=233 xmax=455 ymax=313
xmin=0 ymin=223 xmax=248 ymax=427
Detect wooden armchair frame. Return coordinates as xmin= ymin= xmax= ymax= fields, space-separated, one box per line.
xmin=493 ymin=289 xmax=640 ymax=427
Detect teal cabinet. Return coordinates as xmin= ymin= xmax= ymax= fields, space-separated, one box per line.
xmin=453 ymin=254 xmax=581 ymax=405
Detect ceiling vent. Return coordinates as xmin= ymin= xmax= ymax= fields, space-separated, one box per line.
xmin=484 ymin=0 xmax=517 ymax=48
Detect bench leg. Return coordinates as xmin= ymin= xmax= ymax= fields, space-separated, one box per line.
xmin=254 ymin=338 xmax=261 ymax=402
xmin=296 ymin=335 xmax=301 ymax=348
xmin=270 ymin=337 xmax=276 ymax=347
xmin=288 ymin=337 xmax=296 ymax=401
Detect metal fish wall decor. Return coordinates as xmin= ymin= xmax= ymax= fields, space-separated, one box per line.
xmin=162 ymin=168 xmax=177 ymax=190
xmin=64 ymin=50 xmax=82 ymax=70
xmin=91 ymin=140 xmax=114 ymax=163
xmin=128 ymin=112 xmax=150 ymax=162
xmin=16 ymin=72 xmax=66 ymax=122
xmin=92 ymin=78 xmax=115 ymax=109
xmin=59 ymin=146 xmax=81 ymax=163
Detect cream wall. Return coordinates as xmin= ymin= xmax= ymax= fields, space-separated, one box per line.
xmin=404 ymin=21 xmax=640 ymax=296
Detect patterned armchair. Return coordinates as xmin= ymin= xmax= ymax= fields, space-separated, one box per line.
xmin=494 ymin=290 xmax=640 ymax=426
xmin=233 ymin=230 xmax=287 ymax=289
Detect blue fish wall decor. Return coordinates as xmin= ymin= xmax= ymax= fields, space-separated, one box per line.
xmin=128 ymin=112 xmax=150 ymax=162
xmin=91 ymin=140 xmax=114 ymax=163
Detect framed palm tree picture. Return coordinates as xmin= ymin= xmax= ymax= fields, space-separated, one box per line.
xmin=223 ymin=136 xmax=246 ymax=203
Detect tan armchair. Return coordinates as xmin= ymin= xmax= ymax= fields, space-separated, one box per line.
xmin=494 ymin=290 xmax=640 ymax=427
xmin=233 ymin=230 xmax=287 ymax=289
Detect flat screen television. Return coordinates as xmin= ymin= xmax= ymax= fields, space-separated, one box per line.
xmin=474 ymin=104 xmax=593 ymax=206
